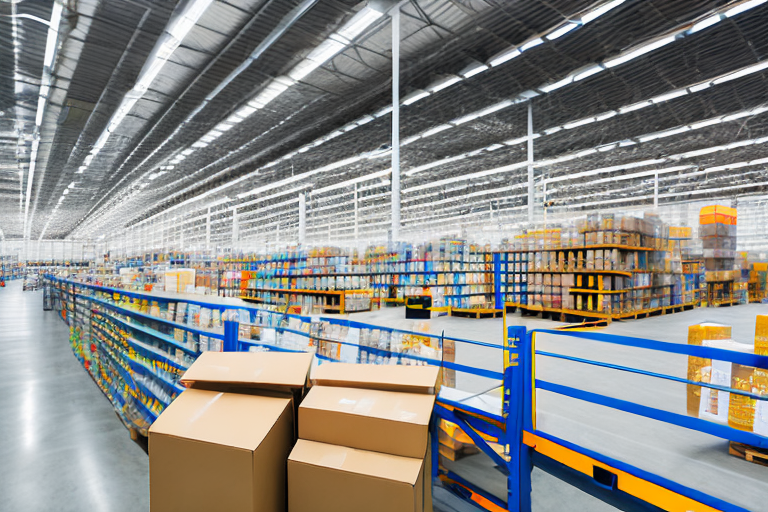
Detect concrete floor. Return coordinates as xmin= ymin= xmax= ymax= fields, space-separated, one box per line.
xmin=3 ymin=281 xmax=767 ymax=511
xmin=0 ymin=281 xmax=149 ymax=512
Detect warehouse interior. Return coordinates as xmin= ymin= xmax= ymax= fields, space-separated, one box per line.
xmin=1 ymin=1 xmax=768 ymax=511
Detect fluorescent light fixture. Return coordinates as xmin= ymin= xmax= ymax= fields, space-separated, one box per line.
xmin=451 ymin=100 xmax=513 ymax=125
xmin=573 ymin=148 xmax=598 ymax=158
xmin=356 ymin=115 xmax=374 ymax=126
xmin=722 ymin=111 xmax=753 ymax=122
xmin=208 ymin=129 xmax=223 ymax=138
xmin=402 ymin=90 xmax=430 ymax=106
xmin=148 ymin=173 xmax=159 ymax=180
xmin=306 ymin=38 xmax=345 ymax=65
xmin=564 ymin=117 xmax=596 ymax=129
xmin=216 ymin=122 xmax=234 ymax=132
xmin=680 ymin=147 xmax=719 ymax=158
xmin=373 ymin=105 xmax=393 ymax=117
xmin=520 ymin=38 xmax=544 ymax=52
xmin=689 ymin=82 xmax=712 ymax=92
xmin=429 ymin=75 xmax=462 ymax=93
xmin=489 ymin=47 xmax=521 ymax=67
xmin=84 ymin=155 xmax=94 ymax=166
xmin=504 ymin=136 xmax=530 ymax=146
xmin=485 ymin=143 xmax=504 ymax=151
xmin=713 ymin=60 xmax=768 ymax=84
xmin=597 ymin=143 xmax=617 ymax=152
xmin=461 ymin=62 xmax=488 ymax=78
xmin=405 ymin=154 xmax=467 ymax=176
xmin=43 ymin=2 xmax=63 ymax=67
xmin=236 ymin=105 xmax=257 ymax=118
xmin=539 ymin=76 xmax=573 ymax=93
xmin=250 ymin=76 xmax=293 ymax=108
xmin=691 ymin=117 xmax=722 ymax=130
xmin=604 ymin=36 xmax=676 ymax=68
xmin=619 ymin=140 xmax=636 ymax=147
xmin=181 ymin=149 xmax=194 ymax=156
xmin=595 ymin=110 xmax=618 ymax=121
xmin=68 ymin=182 xmax=75 ymax=189
xmin=337 ymin=6 xmax=383 ymax=40
xmin=547 ymin=23 xmax=579 ymax=40
xmin=192 ymin=141 xmax=208 ymax=148
xmin=77 ymin=166 xmax=86 ymax=173
xmin=726 ymin=0 xmax=767 ymax=17
xmin=651 ymin=89 xmax=688 ymax=103
xmin=688 ymin=15 xmax=721 ymax=34
xmin=619 ymin=101 xmax=651 ymax=113
xmin=63 ymin=189 xmax=69 ymax=195
xmin=544 ymin=126 xmax=563 ymax=135
xmin=574 ymin=64 xmax=603 ymax=81
xmin=401 ymin=134 xmax=422 ymax=145
xmin=582 ymin=0 xmax=626 ymax=24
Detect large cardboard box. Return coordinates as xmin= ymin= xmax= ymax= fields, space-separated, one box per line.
xmin=299 ymin=386 xmax=435 ymax=458
xmin=181 ymin=351 xmax=314 ymax=395
xmin=149 ymin=389 xmax=293 ymax=512
xmin=288 ymin=439 xmax=426 ymax=512
xmin=311 ymin=362 xmax=439 ymax=394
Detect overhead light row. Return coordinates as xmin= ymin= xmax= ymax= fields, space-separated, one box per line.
xmin=132 ymin=0 xmax=627 ymax=210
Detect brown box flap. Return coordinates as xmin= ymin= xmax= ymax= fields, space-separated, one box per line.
xmin=181 ymin=352 xmax=313 ymax=393
xmin=311 ymin=363 xmax=439 ymax=394
xmin=149 ymin=388 xmax=291 ymax=450
xmin=288 ymin=439 xmax=422 ymax=484
xmin=299 ymin=386 xmax=435 ymax=458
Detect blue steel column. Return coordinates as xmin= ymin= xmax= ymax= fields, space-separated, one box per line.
xmin=223 ymin=320 xmax=239 ymax=352
xmin=494 ymin=252 xmax=503 ymax=309
xmin=506 ymin=326 xmax=532 ymax=512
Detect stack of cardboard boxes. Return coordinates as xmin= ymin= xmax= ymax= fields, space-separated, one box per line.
xmin=148 ymin=352 xmax=313 ymax=512
xmin=289 ymin=363 xmax=439 ymax=512
xmin=148 ymin=355 xmax=438 ymax=511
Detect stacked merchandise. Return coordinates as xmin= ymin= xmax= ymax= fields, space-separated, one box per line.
xmin=367 ymin=239 xmax=495 ymax=311
xmin=499 ymin=213 xmax=683 ymax=319
xmin=289 ymin=364 xmax=438 ymax=512
xmin=0 ymin=255 xmax=24 ymax=281
xmin=686 ymin=319 xmax=768 ymax=453
xmin=669 ymin=227 xmax=698 ymax=306
xmin=700 ymin=205 xmax=737 ymax=307
xmin=749 ymin=262 xmax=768 ymax=303
xmin=238 ymin=247 xmax=371 ymax=314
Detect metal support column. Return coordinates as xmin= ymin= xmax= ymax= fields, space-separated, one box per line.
xmin=298 ymin=192 xmax=306 ymax=245
xmin=354 ymin=182 xmax=359 ymax=241
xmin=391 ymin=6 xmax=401 ymax=242
xmin=232 ymin=208 xmax=239 ymax=249
xmin=527 ymin=103 xmax=534 ymax=223
xmin=206 ymin=207 xmax=211 ymax=251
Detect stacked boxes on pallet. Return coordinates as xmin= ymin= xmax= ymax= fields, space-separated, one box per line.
xmin=289 ymin=364 xmax=439 ymax=512
xmin=699 ymin=205 xmax=737 ymax=306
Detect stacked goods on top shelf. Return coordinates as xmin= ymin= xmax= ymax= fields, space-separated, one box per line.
xmin=238 ymin=246 xmax=372 ymax=314
xmin=499 ymin=212 xmax=690 ymax=321
xmin=700 ymin=205 xmax=737 ymax=307
xmin=670 ymin=227 xmax=701 ymax=306
xmin=367 ymin=239 xmax=495 ymax=311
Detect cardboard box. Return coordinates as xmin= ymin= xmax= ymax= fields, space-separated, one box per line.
xmin=288 ymin=440 xmax=426 ymax=512
xmin=299 ymin=386 xmax=435 ymax=458
xmin=149 ymin=389 xmax=293 ymax=512
xmin=181 ymin=351 xmax=314 ymax=395
xmin=687 ymin=323 xmax=732 ymax=415
xmin=311 ymin=363 xmax=439 ymax=394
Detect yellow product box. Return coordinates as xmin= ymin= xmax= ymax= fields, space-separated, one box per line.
xmin=687 ymin=323 xmax=731 ymax=416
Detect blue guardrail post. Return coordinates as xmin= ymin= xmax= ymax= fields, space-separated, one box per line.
xmin=223 ymin=320 xmax=239 ymax=352
xmin=506 ymin=325 xmax=532 ymax=512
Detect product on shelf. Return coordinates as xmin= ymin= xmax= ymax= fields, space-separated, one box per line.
xmin=700 ymin=205 xmax=738 ymax=307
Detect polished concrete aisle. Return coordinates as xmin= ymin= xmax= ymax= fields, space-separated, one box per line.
xmin=0 ymin=281 xmax=150 ymax=512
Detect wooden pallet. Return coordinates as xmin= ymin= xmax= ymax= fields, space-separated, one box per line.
xmin=450 ymin=308 xmax=503 ymax=319
xmin=729 ymin=442 xmax=768 ymax=467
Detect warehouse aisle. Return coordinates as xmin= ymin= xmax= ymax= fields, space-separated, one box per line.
xmin=0 ymin=281 xmax=149 ymax=512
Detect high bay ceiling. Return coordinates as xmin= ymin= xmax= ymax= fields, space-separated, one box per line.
xmin=2 ymin=0 xmax=768 ymax=248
